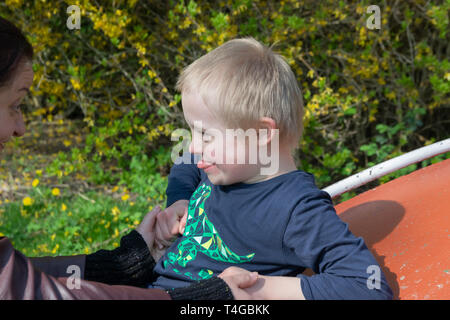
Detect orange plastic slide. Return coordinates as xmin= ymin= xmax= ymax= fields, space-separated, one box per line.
xmin=335 ymin=158 xmax=450 ymax=299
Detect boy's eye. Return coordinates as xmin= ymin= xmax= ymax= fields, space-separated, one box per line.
xmin=11 ymin=104 xmax=22 ymax=113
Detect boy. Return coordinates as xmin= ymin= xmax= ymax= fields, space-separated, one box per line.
xmin=151 ymin=38 xmax=392 ymax=299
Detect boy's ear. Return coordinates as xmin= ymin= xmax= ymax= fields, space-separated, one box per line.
xmin=257 ymin=117 xmax=277 ymax=147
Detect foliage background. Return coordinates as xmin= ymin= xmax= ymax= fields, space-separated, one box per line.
xmin=0 ymin=0 xmax=449 ymax=256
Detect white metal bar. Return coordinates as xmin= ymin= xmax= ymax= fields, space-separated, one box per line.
xmin=323 ymin=138 xmax=450 ymax=199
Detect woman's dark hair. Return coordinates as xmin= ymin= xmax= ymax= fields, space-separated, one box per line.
xmin=0 ymin=16 xmax=33 ymax=86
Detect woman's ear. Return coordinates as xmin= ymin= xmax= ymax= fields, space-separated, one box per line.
xmin=257 ymin=117 xmax=278 ymax=147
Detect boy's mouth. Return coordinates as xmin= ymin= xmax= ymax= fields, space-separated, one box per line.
xmin=197 ymin=159 xmax=216 ymax=171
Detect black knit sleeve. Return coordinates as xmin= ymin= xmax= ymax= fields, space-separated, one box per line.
xmin=84 ymin=230 xmax=156 ymax=287
xmin=85 ymin=230 xmax=235 ymax=299
xmin=168 ymin=277 xmax=234 ymax=300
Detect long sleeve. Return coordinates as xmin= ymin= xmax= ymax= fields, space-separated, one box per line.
xmin=166 ymin=153 xmax=202 ymax=207
xmin=283 ymin=189 xmax=393 ymax=300
xmin=1 ymin=236 xmax=234 ymax=300
xmin=0 ymin=236 xmax=170 ymax=300
xmin=84 ymin=230 xmax=156 ymax=287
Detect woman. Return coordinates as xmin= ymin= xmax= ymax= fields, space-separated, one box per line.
xmin=0 ymin=16 xmax=258 ymax=300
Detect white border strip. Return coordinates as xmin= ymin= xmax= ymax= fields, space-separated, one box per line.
xmin=323 ymin=138 xmax=450 ymax=199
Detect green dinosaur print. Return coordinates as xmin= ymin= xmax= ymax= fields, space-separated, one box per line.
xmin=163 ymin=183 xmax=255 ymax=280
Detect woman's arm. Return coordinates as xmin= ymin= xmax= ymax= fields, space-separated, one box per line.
xmin=84 ymin=230 xmax=155 ymax=287
xmin=30 ymin=230 xmax=155 ymax=288
xmin=1 ymin=236 xmax=169 ymax=299
xmin=2 ymin=236 xmax=258 ymax=300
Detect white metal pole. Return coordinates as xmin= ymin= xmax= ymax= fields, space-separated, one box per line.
xmin=323 ymin=138 xmax=450 ymax=199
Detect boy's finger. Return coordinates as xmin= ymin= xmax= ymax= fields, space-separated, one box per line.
xmin=156 ymin=211 xmax=172 ymax=239
xmin=235 ymin=272 xmax=259 ymax=289
xmin=154 ymin=239 xmax=171 ymax=250
xmin=179 ymin=211 xmax=188 ymax=235
xmin=154 ymin=211 xmax=178 ymax=248
xmin=164 ymin=207 xmax=181 ymax=236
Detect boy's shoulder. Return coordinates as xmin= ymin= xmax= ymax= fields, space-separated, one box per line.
xmin=272 ymin=170 xmax=327 ymax=203
xmin=272 ymin=169 xmax=318 ymax=190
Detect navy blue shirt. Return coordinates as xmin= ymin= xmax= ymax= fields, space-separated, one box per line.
xmin=151 ymin=156 xmax=392 ymax=300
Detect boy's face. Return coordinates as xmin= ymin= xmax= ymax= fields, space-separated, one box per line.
xmin=182 ymin=91 xmax=261 ymax=185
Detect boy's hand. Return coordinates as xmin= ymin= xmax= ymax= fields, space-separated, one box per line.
xmin=154 ymin=199 xmax=189 ymax=249
xmin=242 ymin=275 xmax=305 ymax=300
xmin=218 ymin=267 xmax=259 ymax=300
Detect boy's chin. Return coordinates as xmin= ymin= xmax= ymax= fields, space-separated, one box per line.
xmin=205 ymin=170 xmax=234 ymax=186
xmin=206 ymin=173 xmax=227 ymax=186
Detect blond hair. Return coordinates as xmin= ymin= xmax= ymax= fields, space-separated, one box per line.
xmin=176 ymin=37 xmax=304 ymax=149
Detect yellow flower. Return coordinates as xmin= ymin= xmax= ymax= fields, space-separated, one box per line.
xmin=32 ymin=179 xmax=39 ymax=187
xmin=121 ymin=194 xmax=129 ymax=201
xmin=386 ymin=91 xmax=396 ymax=100
xmin=51 ymin=244 xmax=59 ymax=254
xmin=0 ymin=232 xmax=4 ymax=237
xmin=52 ymin=188 xmax=60 ymax=196
xmin=70 ymin=78 xmax=81 ymax=90
xmin=23 ymin=197 xmax=33 ymax=206
xmin=147 ymin=70 xmax=156 ymax=78
xmin=35 ymin=170 xmax=43 ymax=176
xmin=139 ymin=59 xmax=149 ymax=67
xmin=61 ymin=203 xmax=67 ymax=211
xmin=111 ymin=206 xmax=120 ymax=216
xmin=51 ymin=233 xmax=56 ymax=241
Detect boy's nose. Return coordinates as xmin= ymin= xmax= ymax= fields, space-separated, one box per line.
xmin=189 ymin=135 xmax=203 ymax=155
xmin=188 ymin=140 xmax=199 ymax=155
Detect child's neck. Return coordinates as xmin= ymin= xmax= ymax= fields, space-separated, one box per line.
xmin=243 ymin=147 xmax=297 ymax=184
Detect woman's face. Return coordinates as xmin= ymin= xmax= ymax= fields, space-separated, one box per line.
xmin=0 ymin=59 xmax=33 ymax=152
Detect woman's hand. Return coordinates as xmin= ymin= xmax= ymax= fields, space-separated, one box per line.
xmin=154 ymin=199 xmax=189 ymax=249
xmin=136 ymin=206 xmax=166 ymax=261
xmin=136 ymin=200 xmax=189 ymax=261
